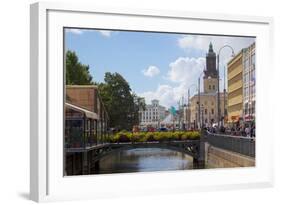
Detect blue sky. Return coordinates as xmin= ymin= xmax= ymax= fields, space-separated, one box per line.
xmin=65 ymin=28 xmax=255 ymax=108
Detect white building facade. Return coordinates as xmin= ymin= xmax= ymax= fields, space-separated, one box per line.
xmin=242 ymin=42 xmax=255 ymax=123
xmin=139 ymin=99 xmax=166 ymax=128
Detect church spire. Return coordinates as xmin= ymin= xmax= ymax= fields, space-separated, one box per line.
xmin=204 ymin=42 xmax=217 ymax=79
xmin=204 ymin=42 xmax=218 ymax=93
xmin=209 ymin=42 xmax=214 ymax=53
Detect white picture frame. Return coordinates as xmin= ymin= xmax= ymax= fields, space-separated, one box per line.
xmin=30 ymin=2 xmax=274 ymax=202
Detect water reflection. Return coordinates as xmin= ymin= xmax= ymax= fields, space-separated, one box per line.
xmin=92 ymin=148 xmax=193 ymax=174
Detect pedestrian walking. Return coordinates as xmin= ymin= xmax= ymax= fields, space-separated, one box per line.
xmin=251 ymin=125 xmax=255 ymax=137
xmin=245 ymin=126 xmax=250 ymax=137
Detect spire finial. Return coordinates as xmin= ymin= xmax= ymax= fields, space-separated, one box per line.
xmin=209 ymin=42 xmax=213 ymax=52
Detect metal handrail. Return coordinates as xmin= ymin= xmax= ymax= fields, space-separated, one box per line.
xmin=206 ymin=130 xmax=255 ymax=140
xmin=205 ymin=131 xmax=255 ymax=157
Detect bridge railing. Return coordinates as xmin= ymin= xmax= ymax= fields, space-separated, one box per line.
xmin=204 ymin=131 xmax=255 ymax=157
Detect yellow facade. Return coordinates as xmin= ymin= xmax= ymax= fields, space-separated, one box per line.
xmin=189 ymin=92 xmax=226 ymax=128
xmin=203 ymin=77 xmax=217 ymax=93
xmin=227 ymin=51 xmax=243 ymax=122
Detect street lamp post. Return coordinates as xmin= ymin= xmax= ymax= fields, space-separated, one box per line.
xmin=198 ymin=77 xmax=201 ymax=129
xmin=201 ymin=104 xmax=204 ymax=128
xmin=223 ymin=66 xmax=227 ymax=126
xmin=188 ymin=84 xmax=198 ymax=130
xmin=217 ymin=45 xmax=235 ymax=128
xmin=198 ymin=72 xmax=204 ymax=129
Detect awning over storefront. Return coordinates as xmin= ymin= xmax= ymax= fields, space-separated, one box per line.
xmin=65 ymin=103 xmax=99 ymax=120
xmin=229 ymin=115 xmax=242 ymax=122
xmin=230 ymin=115 xmax=239 ymax=121
xmin=244 ymin=115 xmax=255 ymax=121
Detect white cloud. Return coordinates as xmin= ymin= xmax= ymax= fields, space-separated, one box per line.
xmin=178 ymin=35 xmax=255 ymax=66
xmin=139 ymin=82 xmax=191 ymax=109
xmin=142 ymin=66 xmax=160 ymax=77
xmin=66 ymin=29 xmax=84 ymax=35
xmin=139 ymin=57 xmax=205 ymax=108
xmin=139 ymin=35 xmax=255 ymax=109
xmin=178 ymin=35 xmax=255 ymax=93
xmin=139 ymin=84 xmax=177 ymax=108
xmin=98 ymin=30 xmax=113 ymax=37
xmin=65 ymin=28 xmax=114 ymax=37
xmin=167 ymin=57 xmax=205 ymax=83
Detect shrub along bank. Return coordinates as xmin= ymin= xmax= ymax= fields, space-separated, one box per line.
xmin=108 ymin=131 xmax=200 ymax=143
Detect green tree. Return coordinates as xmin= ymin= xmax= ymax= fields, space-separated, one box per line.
xmin=66 ymin=50 xmax=93 ymax=85
xmin=98 ymin=72 xmax=145 ymax=130
xmin=132 ymin=93 xmax=146 ymax=125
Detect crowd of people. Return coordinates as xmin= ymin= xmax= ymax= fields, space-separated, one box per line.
xmin=207 ymin=123 xmax=255 ymax=138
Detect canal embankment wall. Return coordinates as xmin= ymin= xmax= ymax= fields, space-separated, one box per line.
xmin=205 ymin=142 xmax=255 ymax=168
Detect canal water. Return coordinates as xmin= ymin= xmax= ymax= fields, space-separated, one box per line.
xmin=92 ymin=148 xmax=194 ymax=174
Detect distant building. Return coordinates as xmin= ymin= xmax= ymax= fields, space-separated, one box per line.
xmin=242 ymin=43 xmax=255 ymax=123
xmin=139 ymin=99 xmax=166 ymax=128
xmin=204 ymin=42 xmax=218 ymax=93
xmin=65 ymin=85 xmax=109 ymax=175
xmin=65 ymin=85 xmax=109 ymax=147
xmin=186 ymin=43 xmax=227 ymax=129
xmin=189 ymin=92 xmax=227 ymax=128
xmin=227 ymin=51 xmax=243 ymax=123
xmin=227 ymin=42 xmax=255 ymax=125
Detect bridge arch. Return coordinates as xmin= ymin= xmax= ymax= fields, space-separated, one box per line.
xmin=86 ymin=141 xmax=201 ymax=171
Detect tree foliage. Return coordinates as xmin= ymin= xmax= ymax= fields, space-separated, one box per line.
xmin=65 ymin=51 xmax=145 ymax=130
xmin=66 ymin=50 xmax=93 ymax=85
xmin=98 ymin=72 xmax=145 ymax=130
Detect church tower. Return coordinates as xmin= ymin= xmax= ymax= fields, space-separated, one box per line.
xmin=204 ymin=42 xmax=218 ymax=93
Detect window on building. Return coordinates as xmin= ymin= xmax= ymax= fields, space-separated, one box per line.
xmin=245 ymin=58 xmax=249 ymax=71
xmin=244 ymin=87 xmax=249 ymax=97
xmin=209 ymin=85 xmax=211 ymax=90
xmin=252 ymin=53 xmax=255 ymax=67
xmin=244 ymin=73 xmax=249 ymax=84
xmin=251 ymin=70 xmax=255 ymax=84
xmin=211 ymin=109 xmax=214 ymax=115
xmin=205 ymin=109 xmax=207 ymax=115
xmin=244 ymin=103 xmax=248 ymax=115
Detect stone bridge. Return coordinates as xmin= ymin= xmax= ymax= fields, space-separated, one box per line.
xmin=65 ymin=140 xmax=204 ymax=174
